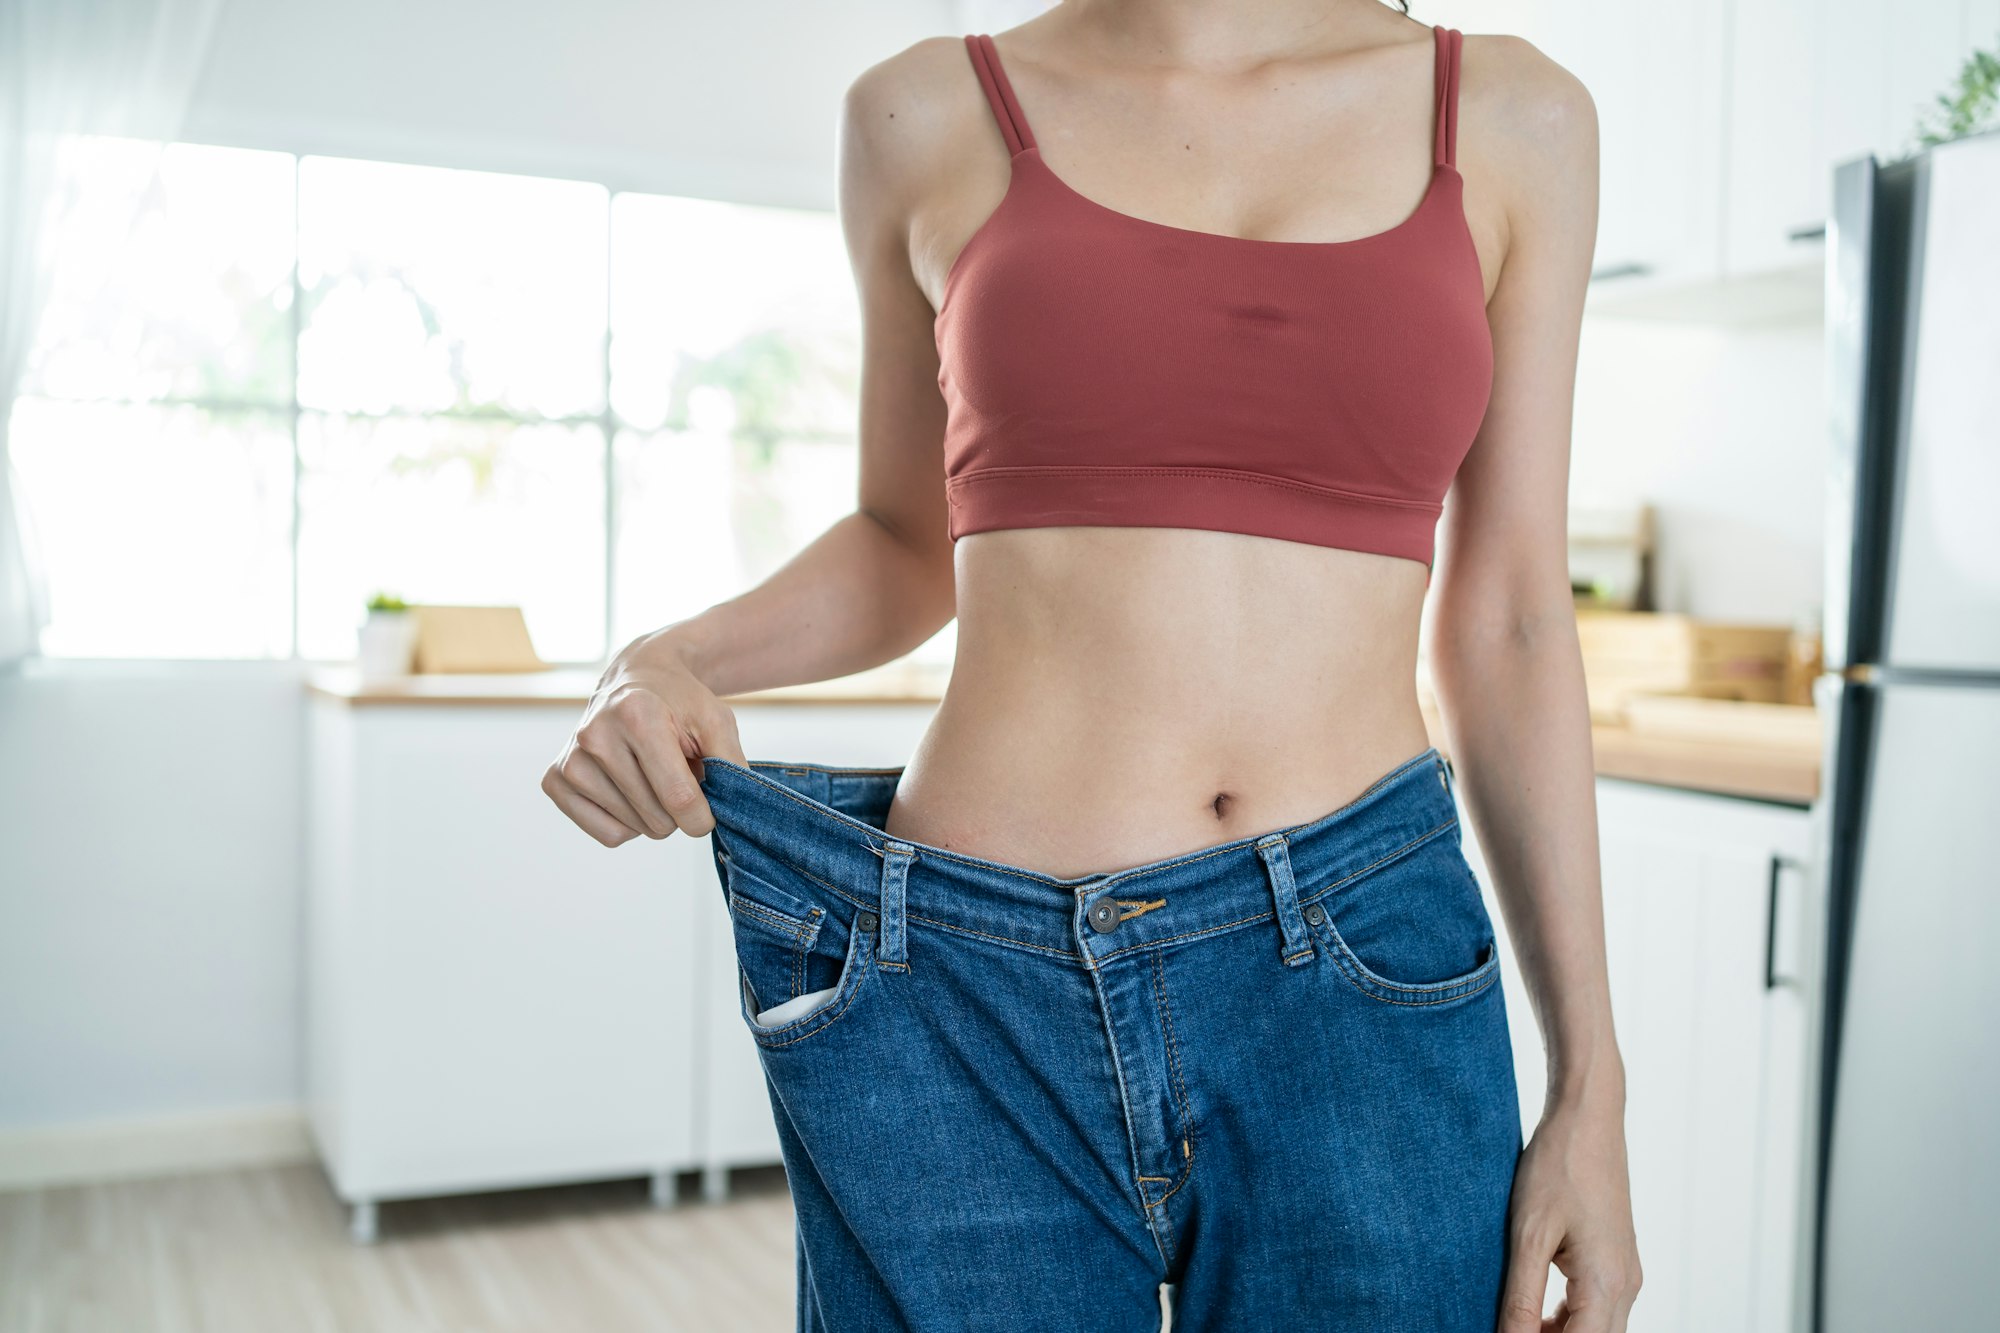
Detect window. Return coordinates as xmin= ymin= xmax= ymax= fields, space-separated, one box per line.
xmin=11 ymin=135 xmax=956 ymax=670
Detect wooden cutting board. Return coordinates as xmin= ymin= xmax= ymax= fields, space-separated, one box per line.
xmin=1621 ymin=691 xmax=1822 ymax=751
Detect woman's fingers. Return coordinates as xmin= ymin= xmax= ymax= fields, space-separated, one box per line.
xmin=1498 ymin=1252 xmax=1553 ymax=1333
xmin=1498 ymin=1197 xmax=1563 ymax=1332
xmin=1560 ymin=1242 xmax=1643 ymax=1332
xmin=610 ymin=691 xmax=720 ymax=838
xmin=545 ymin=636 xmax=745 ymax=845
xmin=540 ymin=765 xmax=643 ymax=848
xmin=1547 ymin=1264 xmax=1634 ymax=1333
xmin=554 ymin=740 xmax=658 ymax=840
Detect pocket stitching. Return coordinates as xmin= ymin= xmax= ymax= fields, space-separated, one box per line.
xmin=729 ymin=889 xmax=822 ymax=940
xmin=1302 ymin=846 xmax=1500 ymax=1006
xmin=1314 ymin=916 xmax=1500 ymax=1007
xmin=742 ymin=921 xmax=878 ymax=1048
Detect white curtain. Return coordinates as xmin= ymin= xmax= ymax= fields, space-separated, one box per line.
xmin=0 ymin=0 xmax=231 ymax=668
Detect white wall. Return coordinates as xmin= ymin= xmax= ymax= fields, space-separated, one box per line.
xmin=0 ymin=662 xmax=307 ymax=1127
xmin=1571 ymin=315 xmax=1826 ymax=626
xmin=178 ymin=0 xmax=956 ymax=208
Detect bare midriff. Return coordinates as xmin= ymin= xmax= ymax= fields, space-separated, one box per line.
xmin=879 ymin=524 xmax=1435 ymax=880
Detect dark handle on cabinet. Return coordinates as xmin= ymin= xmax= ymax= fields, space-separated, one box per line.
xmin=1590 ymin=261 xmax=1654 ymax=283
xmin=1787 ymin=221 xmax=1828 ymax=243
xmin=1765 ymin=853 xmax=1803 ymax=990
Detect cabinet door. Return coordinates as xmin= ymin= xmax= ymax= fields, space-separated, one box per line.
xmin=1456 ymin=777 xmax=1813 ymax=1331
xmin=1507 ymin=0 xmax=1730 ymax=299
xmin=1727 ymin=0 xmax=1832 ymax=275
xmin=1409 ymin=0 xmax=1728 ymax=293
xmin=309 ymin=704 xmax=701 ymax=1201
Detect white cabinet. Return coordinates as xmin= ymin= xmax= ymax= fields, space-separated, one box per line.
xmin=1550 ymin=0 xmax=1731 ymax=295
xmin=303 ymin=677 xmax=939 ymax=1237
xmin=1727 ymin=0 xmax=1835 ymax=278
xmin=1457 ymin=776 xmax=1817 ymax=1331
xmin=1430 ymin=0 xmax=1997 ymax=318
xmin=304 ymin=692 xmax=703 ymax=1241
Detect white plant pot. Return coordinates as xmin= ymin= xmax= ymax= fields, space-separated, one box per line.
xmin=357 ymin=610 xmax=419 ymax=680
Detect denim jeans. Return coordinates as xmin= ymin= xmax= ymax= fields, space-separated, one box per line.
xmin=699 ymin=745 xmax=1523 ymax=1331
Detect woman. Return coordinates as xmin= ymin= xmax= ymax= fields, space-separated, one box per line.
xmin=546 ymin=1 xmax=1640 ymax=1328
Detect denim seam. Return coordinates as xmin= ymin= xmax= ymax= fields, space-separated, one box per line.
xmin=729 ymin=893 xmax=821 ymax=940
xmin=1089 ymin=818 xmax=1460 ymax=965
xmin=1294 ymin=817 xmax=1460 ymax=909
xmin=736 ymin=850 xmax=870 ymax=912
xmin=1093 ymin=909 xmax=1275 ymax=966
xmin=1079 ymin=949 xmax=1173 ymax=1271
xmin=705 ymin=747 xmax=1442 ymax=892
xmin=711 ymin=777 xmax=1457 ymax=971
xmin=904 ymin=913 xmax=1081 ymax=963
xmin=1147 ymin=948 xmax=1196 ymax=1229
xmin=1321 ymin=944 xmax=1500 ymax=1006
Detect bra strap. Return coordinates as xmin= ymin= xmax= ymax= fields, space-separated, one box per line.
xmin=964 ymin=33 xmax=1038 ymax=156
xmin=1432 ymin=25 xmax=1462 ymax=168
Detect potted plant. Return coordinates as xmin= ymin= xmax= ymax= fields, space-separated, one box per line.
xmin=357 ymin=591 xmax=418 ymax=679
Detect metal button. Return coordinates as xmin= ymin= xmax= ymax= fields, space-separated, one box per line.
xmin=1087 ymin=899 xmax=1121 ymax=934
xmin=856 ymin=910 xmax=879 ymax=934
xmin=1303 ymin=903 xmax=1325 ymax=927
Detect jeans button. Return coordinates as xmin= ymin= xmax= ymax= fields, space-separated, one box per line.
xmin=1303 ymin=902 xmax=1325 ymax=927
xmin=1087 ymin=899 xmax=1120 ymax=934
xmin=857 ymin=910 xmax=879 ymax=934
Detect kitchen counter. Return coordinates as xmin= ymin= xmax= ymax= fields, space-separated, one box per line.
xmin=1418 ymin=703 xmax=1819 ymax=807
xmin=303 ymin=660 xmax=955 ymax=707
xmin=306 ymin=662 xmax=1819 ymax=807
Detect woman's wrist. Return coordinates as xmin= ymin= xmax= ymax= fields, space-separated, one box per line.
xmin=1546 ymin=1039 xmax=1627 ymax=1115
xmin=601 ymin=620 xmax=717 ymax=694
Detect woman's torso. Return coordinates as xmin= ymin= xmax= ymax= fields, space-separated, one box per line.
xmin=884 ymin=528 xmax=1435 ymax=878
xmin=878 ymin=20 xmax=1495 ymax=878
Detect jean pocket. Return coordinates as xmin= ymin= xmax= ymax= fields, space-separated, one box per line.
xmin=1302 ymin=821 xmax=1500 ymax=1007
xmin=717 ymin=850 xmax=878 ymax=1048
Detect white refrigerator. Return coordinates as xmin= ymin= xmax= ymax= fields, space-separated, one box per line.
xmin=1812 ymin=127 xmax=2000 ymax=1330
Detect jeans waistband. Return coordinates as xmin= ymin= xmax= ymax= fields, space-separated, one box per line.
xmin=696 ymin=745 xmax=1461 ymax=968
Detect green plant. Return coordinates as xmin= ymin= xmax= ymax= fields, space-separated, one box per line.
xmin=1912 ymin=39 xmax=2000 ymax=151
xmin=366 ymin=591 xmax=409 ymax=613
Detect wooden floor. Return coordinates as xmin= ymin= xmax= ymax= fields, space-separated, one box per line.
xmin=0 ymin=1163 xmax=800 ymax=1332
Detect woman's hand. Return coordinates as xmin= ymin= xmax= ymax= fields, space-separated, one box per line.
xmin=543 ymin=632 xmax=749 ymax=846
xmin=1498 ymin=1088 xmax=1643 ymax=1332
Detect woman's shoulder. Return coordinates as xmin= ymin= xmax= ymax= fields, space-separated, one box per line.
xmin=1457 ymin=30 xmax=1598 ymax=161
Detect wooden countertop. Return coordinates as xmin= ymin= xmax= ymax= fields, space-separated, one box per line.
xmin=307 ymin=665 xmax=1819 ymax=807
xmin=304 ymin=661 xmax=955 ymax=707
xmin=1418 ymin=704 xmax=1818 ymax=807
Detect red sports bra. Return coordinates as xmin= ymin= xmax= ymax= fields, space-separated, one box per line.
xmin=934 ymin=25 xmax=1491 ymax=573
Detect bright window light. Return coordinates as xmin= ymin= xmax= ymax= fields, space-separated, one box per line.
xmin=6 ymin=135 xmax=963 ymax=672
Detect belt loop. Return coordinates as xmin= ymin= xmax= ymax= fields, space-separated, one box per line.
xmin=877 ymin=840 xmax=914 ymax=972
xmin=1256 ymin=835 xmax=1316 ymax=968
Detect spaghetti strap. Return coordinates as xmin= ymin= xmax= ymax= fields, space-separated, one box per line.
xmin=1432 ymin=25 xmax=1462 ymax=168
xmin=964 ymin=33 xmax=1037 ymax=156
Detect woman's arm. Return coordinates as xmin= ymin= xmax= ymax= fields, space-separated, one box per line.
xmin=544 ymin=42 xmax=963 ymax=844
xmin=1424 ymin=34 xmax=1643 ymax=1333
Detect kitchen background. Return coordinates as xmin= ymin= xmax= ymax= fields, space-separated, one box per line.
xmin=1 ymin=0 xmax=1995 ymax=1330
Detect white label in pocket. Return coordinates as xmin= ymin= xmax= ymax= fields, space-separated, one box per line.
xmin=753 ymin=985 xmax=838 ymax=1029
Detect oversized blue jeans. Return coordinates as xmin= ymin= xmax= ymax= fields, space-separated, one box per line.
xmin=698 ymin=746 xmax=1523 ymax=1331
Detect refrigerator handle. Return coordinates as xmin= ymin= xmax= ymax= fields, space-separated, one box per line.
xmin=1765 ymin=852 xmax=1804 ymax=990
